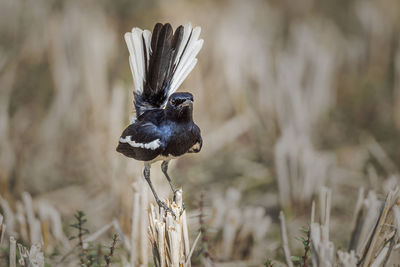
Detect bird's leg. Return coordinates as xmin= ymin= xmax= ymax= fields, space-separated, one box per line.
xmin=143 ymin=163 xmax=175 ymax=216
xmin=161 ymin=161 xmax=185 ymax=213
xmin=161 ymin=161 xmax=177 ymax=194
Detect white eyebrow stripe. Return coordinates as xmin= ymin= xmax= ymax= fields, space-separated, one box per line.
xmin=119 ymin=136 xmax=161 ymax=150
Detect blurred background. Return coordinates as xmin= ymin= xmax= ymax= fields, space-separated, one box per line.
xmin=1 ymin=0 xmax=400 ymax=265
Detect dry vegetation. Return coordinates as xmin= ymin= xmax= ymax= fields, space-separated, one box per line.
xmin=1 ymin=0 xmax=400 ymax=266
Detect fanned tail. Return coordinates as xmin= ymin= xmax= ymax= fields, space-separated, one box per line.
xmin=125 ymin=22 xmax=203 ymax=116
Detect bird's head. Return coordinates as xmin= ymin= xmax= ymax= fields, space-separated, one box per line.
xmin=165 ymin=92 xmax=194 ymax=122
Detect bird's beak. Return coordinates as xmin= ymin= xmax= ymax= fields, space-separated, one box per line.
xmin=180 ymin=99 xmax=193 ymax=107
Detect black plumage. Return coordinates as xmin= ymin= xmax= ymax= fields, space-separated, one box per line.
xmin=117 ymin=93 xmax=202 ymax=162
xmin=135 ymin=23 xmax=185 ymax=116
xmin=117 ymin=22 xmax=203 ymax=214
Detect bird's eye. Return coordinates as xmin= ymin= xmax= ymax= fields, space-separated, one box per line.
xmin=171 ymin=99 xmax=176 ymax=105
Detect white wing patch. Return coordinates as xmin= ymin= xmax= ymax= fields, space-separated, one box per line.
xmin=119 ymin=136 xmax=161 ymax=150
xmin=169 ymin=22 xmax=204 ymax=98
xmin=125 ymin=28 xmax=152 ymax=94
xmin=188 ymin=141 xmax=201 ymax=152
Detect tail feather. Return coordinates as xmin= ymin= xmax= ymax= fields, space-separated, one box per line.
xmin=150 ymin=23 xmax=163 ymax=53
xmin=125 ymin=22 xmax=203 ymax=116
xmin=124 ymin=28 xmax=151 ymax=95
xmin=148 ymin=23 xmax=173 ymax=99
xmin=170 ymin=23 xmax=203 ymax=97
xmin=166 ymin=25 xmax=184 ymax=86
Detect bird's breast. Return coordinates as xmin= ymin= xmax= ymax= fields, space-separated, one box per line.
xmin=162 ymin=123 xmax=200 ymax=157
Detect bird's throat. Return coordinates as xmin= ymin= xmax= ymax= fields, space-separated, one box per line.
xmin=165 ymin=107 xmax=193 ymax=123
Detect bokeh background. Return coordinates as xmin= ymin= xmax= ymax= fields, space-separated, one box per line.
xmin=1 ymin=0 xmax=400 ymax=265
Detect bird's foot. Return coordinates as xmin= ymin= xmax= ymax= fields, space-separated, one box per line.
xmin=157 ymin=199 xmax=177 ymax=218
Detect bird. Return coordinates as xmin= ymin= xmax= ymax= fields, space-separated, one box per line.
xmin=116 ymin=22 xmax=203 ymax=214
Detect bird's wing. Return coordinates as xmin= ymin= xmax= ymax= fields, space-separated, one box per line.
xmin=119 ymin=122 xmax=165 ymax=150
xmin=125 ymin=22 xmax=203 ymax=116
xmin=117 ymin=121 xmax=167 ymax=161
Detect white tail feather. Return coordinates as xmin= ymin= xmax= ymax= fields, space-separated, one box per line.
xmin=176 ymin=26 xmax=202 ymax=71
xmin=124 ymin=23 xmax=202 ymax=107
xmin=174 ymin=22 xmax=193 ymax=66
xmin=175 ymin=37 xmax=202 ymax=78
xmin=142 ymin=30 xmax=152 ymax=69
xmin=125 ymin=28 xmax=152 ymax=94
xmin=131 ymin=29 xmax=145 ymax=83
xmin=169 ymin=24 xmax=203 ymax=97
xmin=171 ymin=39 xmax=203 ymax=92
xmin=128 ymin=55 xmax=140 ymax=93
xmin=173 ymin=59 xmax=198 ymax=93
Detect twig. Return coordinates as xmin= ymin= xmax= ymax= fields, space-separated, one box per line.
xmin=310 ymin=201 xmax=315 ymax=224
xmin=105 ymin=234 xmax=119 ymax=266
xmin=199 ymin=191 xmax=214 ymax=265
xmin=301 ymin=228 xmax=311 ymax=267
xmin=361 ymin=188 xmax=399 ymax=266
xmin=393 ymin=206 xmax=400 ymax=239
xmin=279 ymin=211 xmax=294 ymax=267
xmin=83 ymin=222 xmax=113 ymax=244
xmin=185 ymin=232 xmax=202 ymax=267
xmin=366 ymin=136 xmax=398 ymax=174
xmin=70 ymin=211 xmax=89 ymax=265
xmin=0 ymin=217 xmax=5 ymax=246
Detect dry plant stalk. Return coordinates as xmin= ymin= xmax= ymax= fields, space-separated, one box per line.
xmin=148 ymin=189 xmax=199 ymax=267
xmin=352 ymin=188 xmax=400 ymax=266
xmin=210 ymin=188 xmax=271 ymax=261
xmin=16 ymin=242 xmax=44 ymax=267
xmin=273 ymin=21 xmax=338 ymax=208
xmin=307 ymin=187 xmax=400 ymax=266
xmin=9 ymin=236 xmax=16 ymax=267
xmin=0 ymin=213 xmax=5 ymax=246
xmin=1 ymin=210 xmax=44 ymax=267
xmin=310 ymin=187 xmax=334 ymax=267
xmin=0 ymin=192 xmax=67 ymax=252
xmin=130 ymin=180 xmax=149 ymax=267
xmin=337 ymin=250 xmax=357 ymax=267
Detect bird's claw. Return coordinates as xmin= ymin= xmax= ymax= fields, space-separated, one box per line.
xmin=157 ymin=200 xmax=178 ymax=218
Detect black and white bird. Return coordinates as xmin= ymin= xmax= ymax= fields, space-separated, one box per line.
xmin=116 ymin=22 xmax=203 ymax=213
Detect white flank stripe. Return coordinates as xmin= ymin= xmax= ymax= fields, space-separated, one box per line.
xmin=119 ymin=136 xmax=161 ymax=150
